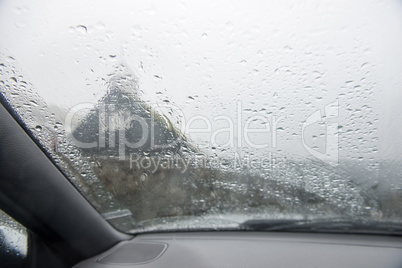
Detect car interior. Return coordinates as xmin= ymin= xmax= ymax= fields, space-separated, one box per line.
xmin=1 ymin=60 xmax=402 ymax=268
xmin=1 ymin=0 xmax=402 ymax=267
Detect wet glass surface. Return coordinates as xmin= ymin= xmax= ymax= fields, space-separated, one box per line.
xmin=0 ymin=0 xmax=402 ymax=233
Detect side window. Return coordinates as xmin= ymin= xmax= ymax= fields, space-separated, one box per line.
xmin=0 ymin=209 xmax=28 ymax=268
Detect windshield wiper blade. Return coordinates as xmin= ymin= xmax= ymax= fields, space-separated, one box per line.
xmin=239 ymin=218 xmax=402 ymax=235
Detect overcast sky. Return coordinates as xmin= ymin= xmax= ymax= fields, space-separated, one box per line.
xmin=1 ymin=0 xmax=402 ymax=164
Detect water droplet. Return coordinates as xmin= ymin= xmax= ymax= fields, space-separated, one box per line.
xmin=140 ymin=173 xmax=148 ymax=181
xmin=95 ymin=22 xmax=106 ymax=30
xmin=76 ymin=25 xmax=87 ymax=34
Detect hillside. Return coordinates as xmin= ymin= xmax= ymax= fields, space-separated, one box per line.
xmin=72 ymin=75 xmax=376 ymax=229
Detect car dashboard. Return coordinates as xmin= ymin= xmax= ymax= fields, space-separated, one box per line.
xmin=74 ymin=231 xmax=402 ymax=268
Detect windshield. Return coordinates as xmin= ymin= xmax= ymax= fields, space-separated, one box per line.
xmin=1 ymin=0 xmax=402 ymax=234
